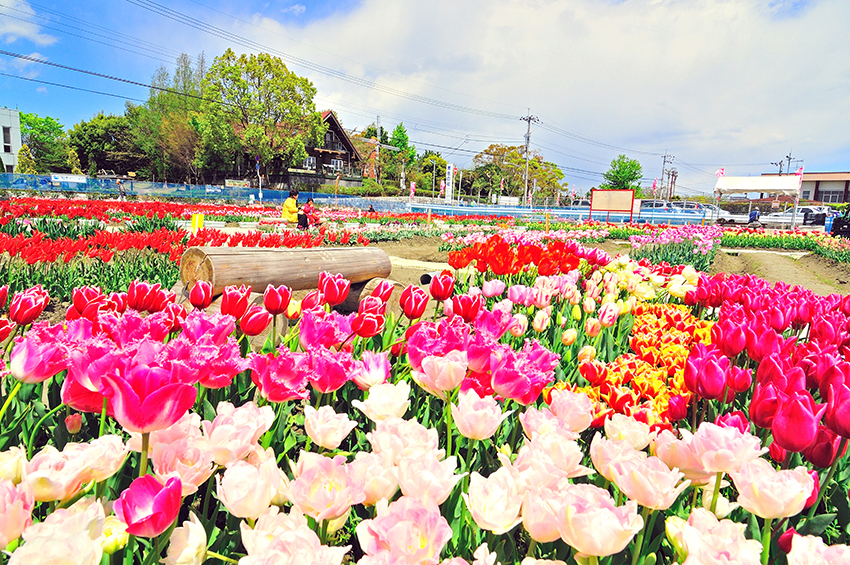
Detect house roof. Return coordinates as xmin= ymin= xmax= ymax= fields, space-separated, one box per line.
xmin=762 ymin=172 xmax=850 ymax=182
xmin=320 ymin=111 xmax=362 ymax=162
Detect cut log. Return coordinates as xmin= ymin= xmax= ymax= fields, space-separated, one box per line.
xmin=180 ymin=246 xmax=391 ymax=296
xmin=340 ymin=277 xmax=405 ymax=315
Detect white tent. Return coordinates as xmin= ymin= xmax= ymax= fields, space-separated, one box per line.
xmin=713 ymin=175 xmax=802 ymax=196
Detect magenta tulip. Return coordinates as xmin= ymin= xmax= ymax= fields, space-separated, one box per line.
xmin=804 ymin=471 xmax=820 ymax=510
xmin=8 ymin=323 xmax=67 ymax=384
xmin=769 ymin=441 xmax=787 ymax=465
xmin=114 ymin=475 xmax=182 ymax=537
xmin=715 ymin=411 xmax=750 ymax=435
xmin=803 ymin=425 xmax=847 ymax=468
xmin=749 ymin=382 xmax=785 ymax=429
xmin=189 ymin=281 xmax=213 ymax=310
xmin=240 ymin=304 xmax=272 ymax=336
xmin=220 ymin=284 xmax=251 ymax=318
xmin=263 ymin=284 xmax=291 ymax=316
xmin=248 ymin=351 xmax=309 ymax=402
xmin=100 ymin=365 xmax=197 ymax=433
xmin=824 ymin=382 xmax=850 ymax=439
xmin=772 ymin=390 xmax=825 ymax=453
xmin=711 ymin=318 xmax=747 ymax=358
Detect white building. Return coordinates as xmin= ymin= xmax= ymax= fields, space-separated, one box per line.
xmin=0 ymin=108 xmax=21 ymax=173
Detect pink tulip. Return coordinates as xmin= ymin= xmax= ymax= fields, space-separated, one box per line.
xmin=220 ymin=284 xmax=251 ymax=318
xmin=100 ymin=364 xmax=196 ymax=434
xmin=610 ymin=456 xmax=691 ymax=510
xmin=413 ymin=350 xmax=468 ymax=399
xmin=304 ymin=406 xmax=358 ymax=450
xmin=555 ymin=484 xmax=644 ymax=558
xmin=462 ymin=467 xmax=522 ymax=534
xmin=490 ymin=340 xmax=558 ymax=406
xmin=772 ymin=390 xmax=826 ymax=452
xmin=598 ymin=301 xmax=619 ymax=327
xmin=548 ymin=388 xmax=593 ymax=432
xmin=348 ymin=452 xmax=399 ymax=507
xmin=201 ymin=401 xmax=275 ymax=466
xmin=589 ymin=433 xmax=646 ymax=483
xmin=25 ymin=446 xmax=89 ymax=502
xmin=114 ymin=475 xmax=182 ymax=537
xmin=352 ymin=381 xmax=411 ymax=423
xmin=289 ymin=453 xmax=364 ymax=521
xmin=508 ymin=314 xmax=528 ymax=337
xmin=451 ymin=390 xmax=512 ymax=440
xmin=188 ymin=281 xmax=213 ymax=310
xmin=306 ymin=347 xmax=354 ymax=393
xmin=729 ymin=459 xmax=814 ymax=519
xmin=248 ymin=350 xmax=309 ymax=403
xmin=217 ymin=458 xmax=281 ymax=519
xmin=351 ymin=350 xmax=391 ymax=390
xmin=356 ymin=496 xmax=452 ymax=565
xmin=786 ymin=534 xmax=850 ymax=565
xmin=507 ymin=284 xmax=533 ymax=307
xmin=152 ymin=437 xmax=216 ymax=496
xmin=690 ymin=422 xmax=765 ymax=474
xmin=714 ymin=411 xmax=750 ymax=435
xmin=653 ymin=429 xmax=712 ymax=484
xmin=0 ymin=479 xmax=33 ymax=549
xmin=482 ymin=279 xmax=506 ymax=298
xmin=8 ymin=323 xmax=67 ymax=384
xmin=396 ymin=454 xmax=462 ymax=506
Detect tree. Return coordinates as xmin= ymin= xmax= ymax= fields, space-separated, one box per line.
xmin=20 ymin=112 xmax=68 ymax=173
xmin=600 ymin=154 xmax=643 ymax=192
xmin=198 ymin=49 xmax=326 ymax=179
xmin=362 ymin=124 xmax=389 ymax=145
xmin=472 ymin=144 xmax=567 ymax=200
xmin=66 ymin=147 xmax=83 ymax=174
xmin=68 ymin=112 xmax=146 ymax=176
xmin=380 ymin=123 xmax=416 ymax=183
xmin=15 ymin=144 xmax=38 ymax=174
xmin=418 ymin=151 xmax=447 ymax=197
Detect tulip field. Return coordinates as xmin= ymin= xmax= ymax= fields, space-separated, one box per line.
xmin=0 ymin=196 xmax=848 ymax=565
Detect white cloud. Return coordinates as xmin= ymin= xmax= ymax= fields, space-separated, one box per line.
xmin=281 ymin=4 xmax=306 ymax=16
xmin=214 ymin=0 xmax=850 ymax=192
xmin=11 ymin=50 xmax=44 ymax=79
xmin=35 ymin=86 xmax=46 ymax=93
xmin=0 ymin=0 xmax=58 ymax=46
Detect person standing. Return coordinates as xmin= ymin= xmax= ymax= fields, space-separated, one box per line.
xmin=117 ymin=179 xmax=126 ymax=202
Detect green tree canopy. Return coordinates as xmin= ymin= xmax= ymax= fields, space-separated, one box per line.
xmin=68 ymin=112 xmax=146 ymax=177
xmin=198 ymin=49 xmax=326 ymax=178
xmin=15 ymin=144 xmax=38 ymax=174
xmin=600 ymin=154 xmax=643 ymax=192
xmin=20 ymin=112 xmax=68 ymax=173
xmin=472 ymin=144 xmax=567 ymax=200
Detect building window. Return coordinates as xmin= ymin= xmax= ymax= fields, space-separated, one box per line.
xmin=5 ymin=165 xmax=12 ymax=173
xmin=820 ymin=191 xmax=843 ymax=203
xmin=303 ymin=156 xmax=316 ymax=170
xmin=801 ymin=190 xmax=810 ymax=199
xmin=2 ymin=127 xmax=10 ymax=153
xmin=330 ymin=158 xmax=343 ymax=171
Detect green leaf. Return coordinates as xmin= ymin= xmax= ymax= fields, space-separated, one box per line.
xmin=797 ymin=513 xmax=837 ymax=536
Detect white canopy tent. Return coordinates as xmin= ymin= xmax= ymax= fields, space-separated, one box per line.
xmin=714 ymin=175 xmax=804 ymax=226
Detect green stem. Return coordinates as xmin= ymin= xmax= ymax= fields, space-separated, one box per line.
xmin=709 ymin=472 xmax=723 ymax=515
xmin=526 ymin=539 xmax=538 ymax=558
xmin=205 ymin=551 xmax=239 ymax=564
xmin=761 ymin=518 xmax=773 ymax=565
xmin=319 ymin=519 xmax=329 ymax=545
xmin=464 ymin=439 xmax=476 ymax=473
xmin=195 ymin=386 xmax=207 ymax=414
xmin=807 ymin=437 xmax=848 ymax=519
xmin=139 ymin=432 xmax=150 ymax=478
xmin=631 ymin=507 xmax=653 ymax=565
xmin=0 ymin=380 xmax=22 ymax=423
xmin=445 ymin=398 xmax=453 ymax=458
xmin=27 ymin=403 xmax=66 ymax=458
xmin=271 ymin=314 xmax=277 ymax=349
xmin=99 ymin=397 xmax=109 ymax=437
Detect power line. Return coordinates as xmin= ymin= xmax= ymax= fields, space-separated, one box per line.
xmin=536 ymin=119 xmax=664 ymax=157
xmin=0 ymin=71 xmax=147 ymax=103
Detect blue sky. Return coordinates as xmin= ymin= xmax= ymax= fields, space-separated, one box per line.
xmin=1 ymin=0 xmax=847 ymax=195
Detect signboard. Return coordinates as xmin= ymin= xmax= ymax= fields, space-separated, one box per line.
xmin=225 ymin=179 xmax=251 ymax=188
xmin=51 ymin=174 xmax=87 ymax=184
xmin=190 ymin=213 xmax=204 ymax=234
xmin=498 ymin=196 xmax=520 ymax=206
xmin=589 ymin=189 xmax=635 ymax=222
xmin=445 ymin=164 xmax=454 ymax=203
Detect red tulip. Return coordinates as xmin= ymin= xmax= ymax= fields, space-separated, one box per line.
xmin=769 ymin=441 xmax=787 ymax=464
xmin=803 ymin=425 xmax=846 ymax=468
xmin=114 ymin=476 xmax=182 ymax=537
xmin=65 ymin=413 xmax=82 ymax=435
xmin=771 ymin=390 xmax=825 ymax=452
xmin=0 ymin=284 xmax=8 ymax=309
xmin=359 ymin=295 xmax=387 ymax=316
xmin=429 ymin=271 xmax=455 ymax=302
xmin=263 ymin=284 xmax=291 ymax=316
xmin=100 ymin=365 xmax=196 ymax=433
xmin=777 ymin=528 xmax=796 ymax=554
xmin=371 ymin=279 xmax=395 ymax=302
xmin=804 ymin=471 xmax=820 ymax=509
xmin=126 ymin=280 xmax=161 ymax=312
xmin=666 ymin=394 xmax=689 ymax=422
xmin=148 ymin=289 xmax=176 ymax=313
xmin=220 ymin=284 xmax=251 ymax=318
xmin=399 ymin=285 xmax=428 ymax=320
xmin=749 ymin=382 xmax=785 ymax=429
xmin=240 ymin=304 xmax=272 ymax=336
xmin=71 ymin=285 xmax=104 ymax=315
xmin=189 ymin=280 xmax=213 ymax=310
xmin=352 ymin=312 xmax=385 ymax=338
xmin=728 ymin=365 xmax=753 ymax=393
xmin=451 ymin=293 xmax=483 ymax=324
xmin=301 ymin=290 xmax=325 ymax=312
xmin=824 ymin=382 xmax=850 ymax=439
xmin=8 ymin=285 xmax=49 ymax=326
xmin=318 ymin=272 xmax=350 ymax=306
xmin=108 ymin=291 xmax=128 ymax=313
xmin=0 ymin=318 xmax=15 ymax=342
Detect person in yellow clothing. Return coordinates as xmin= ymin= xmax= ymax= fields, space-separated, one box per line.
xmin=282 ymin=190 xmax=308 ymax=229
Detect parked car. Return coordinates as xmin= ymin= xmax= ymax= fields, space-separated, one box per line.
xmin=670 ymin=201 xmax=704 ymax=210
xmin=639 ymin=200 xmax=675 ymax=212
xmin=701 ymin=204 xmax=734 ymax=222
xmin=570 ymin=199 xmax=591 ymax=207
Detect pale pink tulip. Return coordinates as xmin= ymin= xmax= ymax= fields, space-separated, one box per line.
xmin=598 ymin=301 xmax=619 ymax=327
xmin=522 ymin=486 xmax=566 ymax=543
xmin=63 ymin=435 xmax=128 ymax=483
xmin=26 ymin=445 xmax=89 ymax=502
xmin=352 ymin=381 xmax=411 ymax=423
xmin=531 ymin=310 xmax=549 ymax=332
xmin=352 ymin=351 xmax=391 ymax=390
xmin=590 ymin=433 xmax=647 ymax=483
xmin=472 ymin=543 xmax=499 ymax=565
xmin=356 ymin=496 xmax=452 ymax=565
xmin=509 ymin=314 xmax=528 ymax=337
xmin=127 ymin=412 xmax=203 ymax=453
xmin=288 ymin=453 xmax=364 ymax=521
xmin=548 ymin=388 xmax=593 ymax=433
xmin=691 ymin=422 xmax=765 ymax=474
xmin=519 ymin=406 xmax=571 ymax=439
xmin=699 ymin=475 xmax=739 ymax=518
xmin=787 ymin=534 xmax=850 ymax=565
xmin=653 ymin=429 xmax=713 ymax=484
xmin=451 ymin=390 xmax=512 ymax=440
xmin=152 ymin=437 xmax=216 ymax=496
xmin=520 ymin=559 xmax=567 ymax=565
xmin=555 ymin=483 xmax=644 ymax=558
xmin=367 ymin=417 xmax=441 ymax=464
xmin=413 ymin=350 xmax=468 ymax=399
xmin=610 ymin=456 xmax=690 ymax=510
xmin=217 ymin=458 xmax=281 ymax=519
xmin=241 ymin=506 xmax=309 ymax=555
xmin=0 ymin=479 xmax=33 ymax=549
xmin=240 ymin=526 xmax=349 ymax=564
xmin=163 ymin=513 xmax=206 ymax=565
xmin=0 ymin=446 xmax=26 ymax=484
xmin=729 ymin=458 xmax=814 ymax=519
xmin=462 ymin=467 xmax=522 ymax=534
xmin=304 ymin=406 xmax=358 ymax=451
xmin=482 ymin=279 xmax=506 ymax=298
xmin=677 ymin=508 xmax=762 ymax=564
xmin=513 ymin=430 xmax=592 ymax=489
xmin=604 ymin=413 xmax=655 ymax=450
xmin=202 ymin=401 xmax=275 ymax=466
xmin=396 ymin=454 xmax=462 ymax=506
xmin=348 ymin=452 xmax=399 ymax=507
xmin=12 ymin=498 xmax=105 ymax=565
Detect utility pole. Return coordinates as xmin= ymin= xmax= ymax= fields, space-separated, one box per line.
xmin=771 ymin=159 xmax=784 ymax=175
xmin=660 ymin=152 xmax=674 ymax=199
xmin=669 ymin=169 xmax=678 ymax=200
xmin=520 ymin=111 xmax=539 ymax=207
xmin=376 ymin=115 xmax=381 ymax=184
